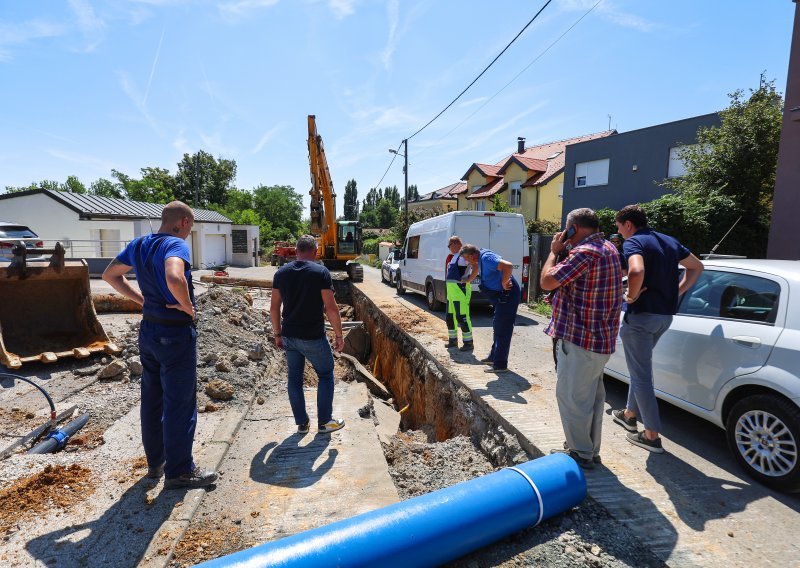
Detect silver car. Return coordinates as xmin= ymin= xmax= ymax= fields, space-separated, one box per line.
xmin=605 ymin=259 xmax=800 ymax=492
xmin=381 ymin=250 xmax=400 ymax=285
xmin=0 ymin=222 xmax=45 ymax=262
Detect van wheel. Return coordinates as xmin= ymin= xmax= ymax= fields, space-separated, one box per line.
xmin=396 ymin=272 xmax=406 ymax=295
xmin=726 ymin=394 xmax=800 ymax=492
xmin=427 ymin=283 xmax=444 ymax=311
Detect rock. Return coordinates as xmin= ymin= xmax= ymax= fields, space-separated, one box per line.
xmin=73 ymin=365 xmax=101 ymax=377
xmin=206 ymin=379 xmax=235 ymax=401
xmin=205 ymin=403 xmax=219 ymax=412
xmin=256 ymin=396 xmax=265 ymax=405
xmin=202 ymin=352 xmax=219 ymax=364
xmin=98 ymin=360 xmax=127 ymax=379
xmin=127 ymin=358 xmax=143 ymax=377
xmin=215 ymin=360 xmax=232 ymax=373
xmin=212 ymin=307 xmax=222 ymax=315
xmin=244 ymin=293 xmax=253 ymax=306
xmin=228 ymin=315 xmax=242 ymax=326
xmin=590 ymin=545 xmax=601 ymax=556
xmin=101 ymin=357 xmax=109 ymax=364
xmin=232 ymin=351 xmax=249 ymax=367
xmin=247 ymin=343 xmax=266 ymax=361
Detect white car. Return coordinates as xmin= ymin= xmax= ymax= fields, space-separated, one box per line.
xmin=381 ymin=250 xmax=400 ymax=285
xmin=0 ymin=222 xmax=45 ymax=262
xmin=605 ymin=259 xmax=800 ymax=492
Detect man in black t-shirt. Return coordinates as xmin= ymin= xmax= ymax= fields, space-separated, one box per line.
xmin=270 ymin=235 xmax=346 ymax=434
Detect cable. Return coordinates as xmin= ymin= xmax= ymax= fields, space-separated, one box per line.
xmin=407 ymin=0 xmax=553 ymax=141
xmin=0 ymin=373 xmax=56 ymax=422
xmin=369 ymin=141 xmax=402 ymax=193
xmin=414 ymin=0 xmax=604 ymax=159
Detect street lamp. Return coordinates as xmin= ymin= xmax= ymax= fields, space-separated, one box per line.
xmin=389 ymin=139 xmax=409 ymax=228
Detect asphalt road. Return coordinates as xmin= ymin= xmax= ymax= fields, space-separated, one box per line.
xmin=361 ymin=265 xmax=800 ymax=567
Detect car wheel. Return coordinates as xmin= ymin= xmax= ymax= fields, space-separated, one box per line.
xmin=426 ymin=282 xmax=444 ymax=311
xmin=726 ymin=394 xmax=800 ymax=492
xmin=396 ymin=272 xmax=406 ymax=295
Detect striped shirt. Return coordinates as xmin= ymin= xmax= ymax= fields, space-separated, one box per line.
xmin=544 ymin=233 xmax=623 ymax=354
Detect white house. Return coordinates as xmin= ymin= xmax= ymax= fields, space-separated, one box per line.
xmin=0 ymin=189 xmax=260 ymax=270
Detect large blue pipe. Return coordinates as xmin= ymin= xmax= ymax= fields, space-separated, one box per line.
xmin=195 ymin=453 xmax=585 ymax=568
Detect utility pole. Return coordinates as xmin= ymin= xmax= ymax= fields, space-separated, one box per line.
xmin=403 ymin=138 xmax=409 ymax=228
xmin=194 ymin=153 xmax=200 ymax=207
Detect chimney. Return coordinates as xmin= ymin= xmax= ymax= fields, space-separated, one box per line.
xmin=517 ymin=137 xmax=525 ymax=154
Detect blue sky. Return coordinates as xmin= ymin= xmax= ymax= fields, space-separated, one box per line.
xmin=0 ymin=0 xmax=794 ymax=216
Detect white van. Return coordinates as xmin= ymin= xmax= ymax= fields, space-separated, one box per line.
xmin=395 ymin=211 xmax=529 ymax=310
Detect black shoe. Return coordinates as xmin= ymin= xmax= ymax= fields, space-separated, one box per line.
xmin=164 ymin=467 xmax=219 ymax=489
xmin=297 ymin=421 xmax=310 ymax=434
xmin=626 ymin=431 xmax=664 ymax=453
xmin=550 ymin=447 xmax=594 ymax=470
xmin=479 ymin=357 xmax=493 ymax=364
xmin=445 ymin=339 xmax=458 ymax=348
xmin=459 ymin=342 xmax=474 ymax=352
xmin=146 ymin=463 xmax=164 ymax=479
xmin=484 ymin=367 xmax=509 ymax=374
xmin=612 ymin=409 xmax=638 ymax=432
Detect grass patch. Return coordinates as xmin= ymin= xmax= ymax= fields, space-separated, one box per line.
xmin=527 ymin=299 xmax=552 ymax=318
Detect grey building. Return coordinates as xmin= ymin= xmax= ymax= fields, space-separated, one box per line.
xmin=561 ymin=113 xmax=721 ymax=222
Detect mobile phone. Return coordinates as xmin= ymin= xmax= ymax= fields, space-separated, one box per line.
xmin=561 ymin=225 xmax=576 ymax=242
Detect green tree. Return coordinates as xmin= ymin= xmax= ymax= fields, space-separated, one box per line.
xmin=408 ymin=184 xmax=419 ymax=201
xmin=175 ymin=150 xmax=237 ymax=206
xmin=343 ymin=179 xmax=359 ymax=220
xmin=90 ymin=178 xmax=123 ymax=198
xmin=491 ymin=195 xmax=512 ymax=212
xmin=663 ymin=76 xmax=783 ymax=258
xmin=112 ymin=168 xmax=176 ymax=203
xmin=375 ymin=198 xmax=398 ymax=228
xmin=224 ymin=188 xmax=255 ymax=212
xmin=383 ymin=185 xmax=401 ymax=210
xmin=62 ymin=175 xmax=87 ymax=194
xmin=253 ymin=184 xmax=303 ymax=239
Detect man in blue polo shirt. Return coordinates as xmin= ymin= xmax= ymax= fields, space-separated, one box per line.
xmin=460 ymin=244 xmax=520 ymax=373
xmin=102 ymin=201 xmax=217 ymax=489
xmin=612 ymin=205 xmax=704 ymax=453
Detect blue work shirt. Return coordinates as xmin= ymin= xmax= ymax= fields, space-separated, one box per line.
xmin=478 ymin=249 xmax=504 ymax=291
xmin=116 ymin=233 xmax=194 ymax=322
xmin=623 ymin=228 xmax=690 ymax=315
xmin=273 ymin=260 xmax=334 ymax=340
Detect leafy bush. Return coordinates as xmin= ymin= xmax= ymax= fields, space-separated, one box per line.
xmin=362 ymin=238 xmax=380 ymax=255
xmin=527 ymin=218 xmax=560 ymax=235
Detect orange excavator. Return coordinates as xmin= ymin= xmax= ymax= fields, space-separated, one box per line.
xmin=307 ymin=115 xmax=363 ymax=282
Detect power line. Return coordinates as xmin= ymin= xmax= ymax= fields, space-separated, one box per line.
xmin=415 ymin=0 xmax=604 ymax=159
xmin=370 ymin=141 xmax=402 ymax=191
xmin=406 ymin=0 xmax=553 ymax=141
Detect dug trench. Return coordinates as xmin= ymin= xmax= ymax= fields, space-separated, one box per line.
xmin=170 ymin=281 xmax=662 ymax=568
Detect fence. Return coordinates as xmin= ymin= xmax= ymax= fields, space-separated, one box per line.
xmin=527 ymin=233 xmax=556 ymax=303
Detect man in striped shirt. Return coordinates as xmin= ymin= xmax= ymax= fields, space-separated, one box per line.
xmin=540 ymin=208 xmax=623 ymax=469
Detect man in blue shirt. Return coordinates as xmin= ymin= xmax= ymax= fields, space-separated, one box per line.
xmin=270 ymin=235 xmax=346 ymax=434
xmin=460 ymin=244 xmax=520 ymax=373
xmin=612 ymin=205 xmax=704 ymax=453
xmin=102 ymin=201 xmax=218 ymax=489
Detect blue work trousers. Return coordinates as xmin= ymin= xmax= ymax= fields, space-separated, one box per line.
xmin=620 ymin=312 xmax=673 ymax=433
xmin=138 ymin=321 xmax=198 ymax=478
xmin=482 ymin=278 xmax=521 ymax=370
xmin=284 ymin=336 xmax=335 ymax=427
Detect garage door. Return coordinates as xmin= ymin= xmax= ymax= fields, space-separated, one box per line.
xmin=204 ymin=235 xmax=226 ymax=267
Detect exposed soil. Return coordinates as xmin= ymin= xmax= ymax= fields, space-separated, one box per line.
xmin=0 ymin=464 xmax=95 ymax=534
xmin=172 ymin=521 xmax=251 ymax=566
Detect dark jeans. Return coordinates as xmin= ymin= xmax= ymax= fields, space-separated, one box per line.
xmin=283 ymin=336 xmax=335 ymax=427
xmin=482 ymin=278 xmax=521 ymax=370
xmin=139 ymin=321 xmax=197 ymax=478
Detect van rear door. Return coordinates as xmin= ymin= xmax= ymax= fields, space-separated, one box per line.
xmin=489 ymin=214 xmax=525 ymax=284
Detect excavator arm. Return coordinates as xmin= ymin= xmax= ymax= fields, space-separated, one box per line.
xmin=307 ymin=115 xmax=338 ymax=259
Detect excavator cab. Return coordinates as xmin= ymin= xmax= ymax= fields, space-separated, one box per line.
xmin=337 ymin=221 xmax=362 ymax=256
xmin=0 ymin=243 xmax=120 ymax=369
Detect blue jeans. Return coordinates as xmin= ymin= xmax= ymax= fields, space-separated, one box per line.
xmin=620 ymin=312 xmax=673 ymax=433
xmin=481 ymin=278 xmax=521 ymax=370
xmin=139 ymin=321 xmax=197 ymax=478
xmin=283 ymin=336 xmax=335 ymax=427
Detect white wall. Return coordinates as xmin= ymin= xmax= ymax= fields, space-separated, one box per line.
xmin=230 ymin=224 xmax=260 ymax=267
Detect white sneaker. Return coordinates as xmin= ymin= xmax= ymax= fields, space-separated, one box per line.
xmin=319 ymin=419 xmax=345 ymax=433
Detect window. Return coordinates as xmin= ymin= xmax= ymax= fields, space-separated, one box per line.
xmin=509 ymin=181 xmax=522 ymax=208
xmin=557 ymin=181 xmax=564 ymax=200
xmin=678 ymin=270 xmax=781 ymax=324
xmin=575 ymin=158 xmax=609 ymax=187
xmin=406 ymin=235 xmax=421 ymax=259
xmin=668 ymin=145 xmax=692 ymax=178
xmin=476 ymin=200 xmax=486 ymax=212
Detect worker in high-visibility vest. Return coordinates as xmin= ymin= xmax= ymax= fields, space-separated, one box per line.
xmin=445 ymin=235 xmax=477 ymax=351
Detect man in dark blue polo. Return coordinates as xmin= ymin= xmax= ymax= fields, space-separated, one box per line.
xmin=103 ymin=201 xmax=218 ymax=489
xmin=460 ymin=244 xmax=520 ymax=373
xmin=613 ymin=205 xmax=704 ymax=453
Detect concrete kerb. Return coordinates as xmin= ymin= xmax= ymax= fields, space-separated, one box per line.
xmin=139 ymin=390 xmax=258 ymax=568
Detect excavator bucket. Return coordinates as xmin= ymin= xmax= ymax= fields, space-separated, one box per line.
xmin=0 ymin=243 xmax=120 ymax=369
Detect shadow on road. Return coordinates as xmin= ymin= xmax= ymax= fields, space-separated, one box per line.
xmin=250 ymin=433 xmax=337 ymax=488
xmin=473 ymin=372 xmax=532 ymax=404
xmin=26 ymin=477 xmax=188 ymax=568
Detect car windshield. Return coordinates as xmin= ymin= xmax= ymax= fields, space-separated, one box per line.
xmin=0 ymin=226 xmax=37 ymax=238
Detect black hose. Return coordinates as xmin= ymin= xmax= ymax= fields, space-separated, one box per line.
xmin=28 ymin=412 xmax=90 ymax=454
xmin=0 ymin=373 xmax=56 ymax=421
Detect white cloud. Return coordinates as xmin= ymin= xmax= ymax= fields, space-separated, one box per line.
xmin=0 ymin=20 xmax=67 ymax=62
xmin=458 ymin=96 xmax=489 ymax=108
xmin=47 ymin=148 xmax=117 ymax=174
xmin=172 ymin=130 xmax=190 ymax=154
xmin=251 ymin=124 xmax=282 ymax=154
xmin=199 ymin=131 xmax=238 ymax=156
xmin=142 ymin=27 xmax=166 ymax=107
xmin=116 ymin=70 xmax=165 ymax=136
xmin=380 ymin=0 xmax=399 ymax=69
xmin=218 ymin=0 xmax=280 ymax=19
xmin=560 ymin=0 xmax=656 ymax=32
xmin=329 ymin=0 xmax=356 ymax=19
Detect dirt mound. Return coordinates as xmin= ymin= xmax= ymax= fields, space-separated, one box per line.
xmin=171 ymin=521 xmax=249 ymax=567
xmin=0 ymin=464 xmax=95 ymax=534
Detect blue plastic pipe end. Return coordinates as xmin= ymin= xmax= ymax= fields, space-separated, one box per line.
xmin=195 ymin=453 xmax=586 ymax=568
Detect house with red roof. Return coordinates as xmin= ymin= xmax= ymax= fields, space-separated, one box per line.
xmin=407 ymin=181 xmax=465 ymax=214
xmin=459 ymin=131 xmax=616 ymax=223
